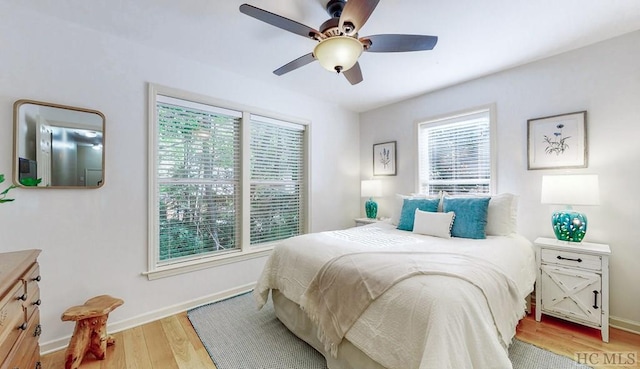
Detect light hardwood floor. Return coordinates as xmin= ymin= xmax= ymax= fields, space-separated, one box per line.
xmin=42 ymin=311 xmax=639 ymax=369
xmin=41 ymin=313 xmax=215 ymax=369
xmin=516 ymin=313 xmax=640 ymax=369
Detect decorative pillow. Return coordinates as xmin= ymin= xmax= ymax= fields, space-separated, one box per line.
xmin=390 ymin=193 xmax=439 ymax=225
xmin=396 ymin=198 xmax=440 ymax=231
xmin=439 ymin=192 xmax=518 ymax=236
xmin=442 ymin=197 xmax=490 ymax=239
xmin=413 ymin=210 xmax=455 ymax=238
xmin=485 ymin=193 xmax=518 ymax=236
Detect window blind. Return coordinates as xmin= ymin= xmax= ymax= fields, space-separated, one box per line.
xmin=250 ymin=116 xmax=305 ymax=245
xmin=418 ymin=110 xmax=491 ymax=195
xmin=156 ymin=98 xmax=241 ymax=263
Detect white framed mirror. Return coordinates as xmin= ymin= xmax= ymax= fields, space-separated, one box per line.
xmin=13 ymin=100 xmax=105 ymax=188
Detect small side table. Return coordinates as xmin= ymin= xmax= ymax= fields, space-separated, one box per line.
xmin=354 ymin=217 xmax=380 ymax=227
xmin=534 ymin=237 xmax=610 ymax=342
xmin=61 ymin=295 xmax=124 ymax=369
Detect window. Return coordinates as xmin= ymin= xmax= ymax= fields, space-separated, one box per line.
xmin=154 ymin=95 xmax=242 ymax=262
xmin=417 ymin=107 xmax=495 ymax=195
xmin=250 ymin=116 xmax=305 ymax=245
xmin=147 ymin=84 xmax=308 ymax=279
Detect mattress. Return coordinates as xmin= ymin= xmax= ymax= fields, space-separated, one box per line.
xmin=255 ymin=222 xmax=537 ymax=369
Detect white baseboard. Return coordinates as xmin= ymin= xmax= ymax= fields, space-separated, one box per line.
xmin=610 ymin=315 xmax=640 ymax=335
xmin=40 ymin=282 xmax=255 ymax=355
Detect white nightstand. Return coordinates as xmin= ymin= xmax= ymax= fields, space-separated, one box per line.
xmin=534 ymin=237 xmax=611 ymax=342
xmin=354 ymin=217 xmax=380 ymax=227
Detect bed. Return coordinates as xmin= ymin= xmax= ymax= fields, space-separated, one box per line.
xmin=255 ymin=194 xmax=537 ymax=369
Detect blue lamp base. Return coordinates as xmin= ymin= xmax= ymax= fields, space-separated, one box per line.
xmin=365 ymin=197 xmax=378 ymax=219
xmin=552 ymin=210 xmax=587 ymax=242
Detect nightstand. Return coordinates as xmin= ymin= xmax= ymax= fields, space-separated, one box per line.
xmin=354 ymin=217 xmax=379 ymax=227
xmin=534 ymin=237 xmax=611 ymax=342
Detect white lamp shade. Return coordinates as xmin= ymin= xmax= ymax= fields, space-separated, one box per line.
xmin=541 ymin=174 xmax=600 ymax=206
xmin=313 ymin=36 xmax=363 ymax=73
xmin=361 ymin=180 xmax=382 ymax=198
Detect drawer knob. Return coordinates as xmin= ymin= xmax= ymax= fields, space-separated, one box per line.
xmin=18 ymin=322 xmax=28 ymax=330
xmin=18 ymin=293 xmax=28 ymax=301
xmin=33 ymin=299 xmax=42 ymax=306
xmin=32 ymin=275 xmax=42 ymax=282
xmin=34 ymin=324 xmax=42 ymax=337
xmin=557 ymin=255 xmax=582 ymax=263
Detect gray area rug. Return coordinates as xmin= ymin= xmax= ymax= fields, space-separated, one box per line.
xmin=188 ymin=292 xmax=591 ymax=369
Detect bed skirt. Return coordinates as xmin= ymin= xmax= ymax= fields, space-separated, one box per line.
xmin=272 ymin=289 xmax=387 ymax=369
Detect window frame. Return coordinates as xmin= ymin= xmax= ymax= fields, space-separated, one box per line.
xmin=414 ymin=104 xmax=497 ymax=195
xmin=146 ymin=83 xmax=310 ymax=280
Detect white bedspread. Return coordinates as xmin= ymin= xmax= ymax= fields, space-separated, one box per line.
xmin=255 ymin=222 xmax=537 ymax=369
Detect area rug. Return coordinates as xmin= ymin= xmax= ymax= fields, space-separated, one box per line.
xmin=187 ymin=292 xmax=591 ymax=369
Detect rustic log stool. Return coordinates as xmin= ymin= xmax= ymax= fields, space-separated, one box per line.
xmin=61 ymin=295 xmax=124 ymax=369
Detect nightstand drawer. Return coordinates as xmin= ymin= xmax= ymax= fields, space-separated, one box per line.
xmin=541 ymin=248 xmax=601 ymax=271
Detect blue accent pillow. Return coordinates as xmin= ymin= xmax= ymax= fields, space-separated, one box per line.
xmin=397 ymin=198 xmax=440 ymax=231
xmin=442 ymin=197 xmax=491 ymax=239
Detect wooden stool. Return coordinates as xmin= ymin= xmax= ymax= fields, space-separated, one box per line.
xmin=61 ymin=295 xmax=124 ymax=369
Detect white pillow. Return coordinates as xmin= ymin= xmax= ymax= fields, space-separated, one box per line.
xmin=389 ymin=193 xmax=435 ymax=225
xmin=412 ymin=209 xmax=455 ymax=238
xmin=486 ymin=193 xmax=518 ymax=236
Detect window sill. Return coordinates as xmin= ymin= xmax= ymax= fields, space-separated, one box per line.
xmin=143 ymin=247 xmax=273 ymax=281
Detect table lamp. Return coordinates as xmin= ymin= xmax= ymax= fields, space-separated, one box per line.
xmin=361 ymin=180 xmax=382 ymax=219
xmin=541 ymin=174 xmax=599 ymax=242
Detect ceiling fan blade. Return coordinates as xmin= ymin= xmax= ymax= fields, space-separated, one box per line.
xmin=240 ymin=4 xmax=321 ymax=40
xmin=339 ymin=0 xmax=380 ymax=36
xmin=273 ymin=53 xmax=316 ymax=76
xmin=343 ymin=62 xmax=363 ymax=85
xmin=363 ymin=34 xmax=438 ymax=52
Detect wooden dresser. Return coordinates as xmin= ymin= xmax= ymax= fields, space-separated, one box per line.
xmin=0 ymin=250 xmax=42 ymax=369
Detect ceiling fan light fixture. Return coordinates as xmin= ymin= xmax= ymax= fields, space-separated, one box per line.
xmin=313 ymin=36 xmax=363 ymax=73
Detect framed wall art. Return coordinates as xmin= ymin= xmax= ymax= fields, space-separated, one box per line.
xmin=373 ymin=141 xmax=396 ymax=176
xmin=527 ymin=111 xmax=587 ymax=170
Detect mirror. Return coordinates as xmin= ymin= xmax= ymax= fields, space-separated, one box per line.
xmin=13 ymin=100 xmax=105 ymax=188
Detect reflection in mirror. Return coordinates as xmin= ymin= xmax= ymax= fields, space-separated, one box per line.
xmin=13 ymin=100 xmax=105 ymax=188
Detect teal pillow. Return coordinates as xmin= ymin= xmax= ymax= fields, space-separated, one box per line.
xmin=397 ymin=198 xmax=440 ymax=231
xmin=442 ymin=197 xmax=490 ymax=239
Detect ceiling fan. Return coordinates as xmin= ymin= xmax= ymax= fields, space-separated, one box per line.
xmin=239 ymin=0 xmax=438 ymax=85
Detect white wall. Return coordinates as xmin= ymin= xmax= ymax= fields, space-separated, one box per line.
xmin=0 ymin=6 xmax=360 ymax=349
xmin=360 ymin=31 xmax=640 ymax=329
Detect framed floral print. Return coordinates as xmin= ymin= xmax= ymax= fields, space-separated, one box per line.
xmin=527 ymin=111 xmax=587 ymax=170
xmin=373 ymin=141 xmax=396 ymax=176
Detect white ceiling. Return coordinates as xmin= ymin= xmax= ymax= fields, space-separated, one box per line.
xmin=19 ymin=0 xmax=640 ymax=112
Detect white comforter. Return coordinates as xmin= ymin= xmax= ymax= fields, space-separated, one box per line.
xmin=255 ymin=222 xmax=537 ymax=369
